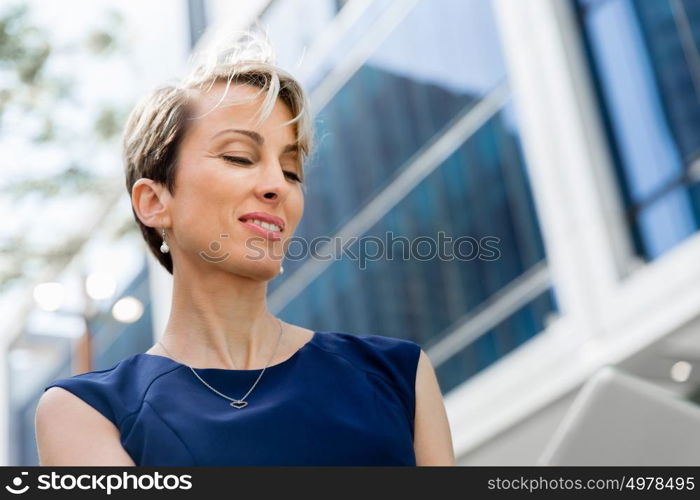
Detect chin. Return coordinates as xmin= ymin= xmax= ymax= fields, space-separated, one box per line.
xmin=237 ymin=264 xmax=280 ymax=282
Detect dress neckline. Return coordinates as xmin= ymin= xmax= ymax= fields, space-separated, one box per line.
xmin=138 ymin=331 xmax=319 ymax=373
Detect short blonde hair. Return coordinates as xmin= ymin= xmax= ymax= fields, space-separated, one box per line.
xmin=122 ymin=30 xmax=314 ymax=274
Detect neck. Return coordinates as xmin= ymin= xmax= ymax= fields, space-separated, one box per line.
xmin=160 ymin=263 xmax=281 ymax=370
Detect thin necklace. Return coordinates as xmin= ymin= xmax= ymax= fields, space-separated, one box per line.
xmin=156 ymin=318 xmax=284 ymax=409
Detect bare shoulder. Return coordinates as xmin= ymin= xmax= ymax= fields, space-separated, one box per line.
xmin=35 ymin=387 xmax=136 ymax=466
xmin=414 ymin=349 xmax=456 ymax=466
xmin=280 ymin=321 xmax=316 ymax=347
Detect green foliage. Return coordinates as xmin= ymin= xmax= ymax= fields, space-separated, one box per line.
xmin=2 ymin=165 xmax=103 ymax=200
xmin=0 ymin=3 xmax=134 ymax=291
xmin=95 ymin=105 xmax=127 ymax=141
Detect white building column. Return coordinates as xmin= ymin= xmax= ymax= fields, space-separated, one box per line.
xmin=445 ymin=0 xmax=639 ymax=459
xmin=447 ymin=0 xmax=700 ymax=462
xmin=492 ymin=0 xmax=636 ymax=336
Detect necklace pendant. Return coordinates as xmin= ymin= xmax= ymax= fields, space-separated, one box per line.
xmin=230 ymin=400 xmax=248 ymax=409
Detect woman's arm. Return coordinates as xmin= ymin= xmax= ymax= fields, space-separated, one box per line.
xmin=413 ymin=349 xmax=456 ymax=465
xmin=35 ymin=387 xmax=136 ymax=466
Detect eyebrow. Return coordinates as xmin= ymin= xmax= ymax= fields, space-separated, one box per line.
xmin=211 ymin=128 xmax=298 ymax=154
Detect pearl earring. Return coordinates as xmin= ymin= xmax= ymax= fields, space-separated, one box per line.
xmin=279 ymin=261 xmax=284 ymax=274
xmin=160 ymin=227 xmax=170 ymax=254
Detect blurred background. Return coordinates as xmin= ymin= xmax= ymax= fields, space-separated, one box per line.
xmin=1 ymin=0 xmax=699 ymax=466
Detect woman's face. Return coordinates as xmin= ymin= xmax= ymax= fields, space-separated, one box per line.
xmin=166 ymin=82 xmax=304 ymax=281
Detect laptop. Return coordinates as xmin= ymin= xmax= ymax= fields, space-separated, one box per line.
xmin=538 ymin=366 xmax=700 ymax=465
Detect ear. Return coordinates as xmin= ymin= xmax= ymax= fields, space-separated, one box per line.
xmin=131 ymin=178 xmax=171 ymax=229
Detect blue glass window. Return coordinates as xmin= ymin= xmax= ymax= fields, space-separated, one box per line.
xmin=576 ymin=0 xmax=700 ymax=259
xmin=273 ymin=0 xmax=556 ymax=392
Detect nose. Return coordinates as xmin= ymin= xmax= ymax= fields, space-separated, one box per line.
xmin=255 ymin=161 xmax=289 ymax=203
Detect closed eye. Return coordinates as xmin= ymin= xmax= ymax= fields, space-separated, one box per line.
xmin=283 ymin=171 xmax=302 ymax=183
xmin=222 ymin=155 xmax=302 ymax=183
xmin=222 ymin=155 xmax=253 ymax=166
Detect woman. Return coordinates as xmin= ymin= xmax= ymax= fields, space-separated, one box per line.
xmin=35 ymin=33 xmax=454 ymax=466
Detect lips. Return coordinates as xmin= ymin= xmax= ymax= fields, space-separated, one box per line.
xmin=239 ymin=219 xmax=282 ymax=241
xmin=237 ymin=211 xmax=285 ymax=231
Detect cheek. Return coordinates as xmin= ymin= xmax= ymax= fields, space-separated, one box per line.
xmin=178 ymin=166 xmax=238 ymax=213
xmin=291 ymin=191 xmax=304 ymax=227
xmin=289 ymin=184 xmax=304 ymax=212
xmin=171 ymin=177 xmax=237 ymax=241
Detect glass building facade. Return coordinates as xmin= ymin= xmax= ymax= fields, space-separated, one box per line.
xmin=16 ymin=0 xmax=700 ymax=467
xmin=264 ymin=0 xmax=557 ymax=394
xmin=576 ymin=0 xmax=700 ymax=260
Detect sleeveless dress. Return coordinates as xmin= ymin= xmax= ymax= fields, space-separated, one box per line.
xmin=43 ymin=330 xmax=422 ymax=466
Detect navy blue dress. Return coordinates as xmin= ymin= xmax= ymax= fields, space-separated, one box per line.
xmin=43 ymin=331 xmax=422 ymax=466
